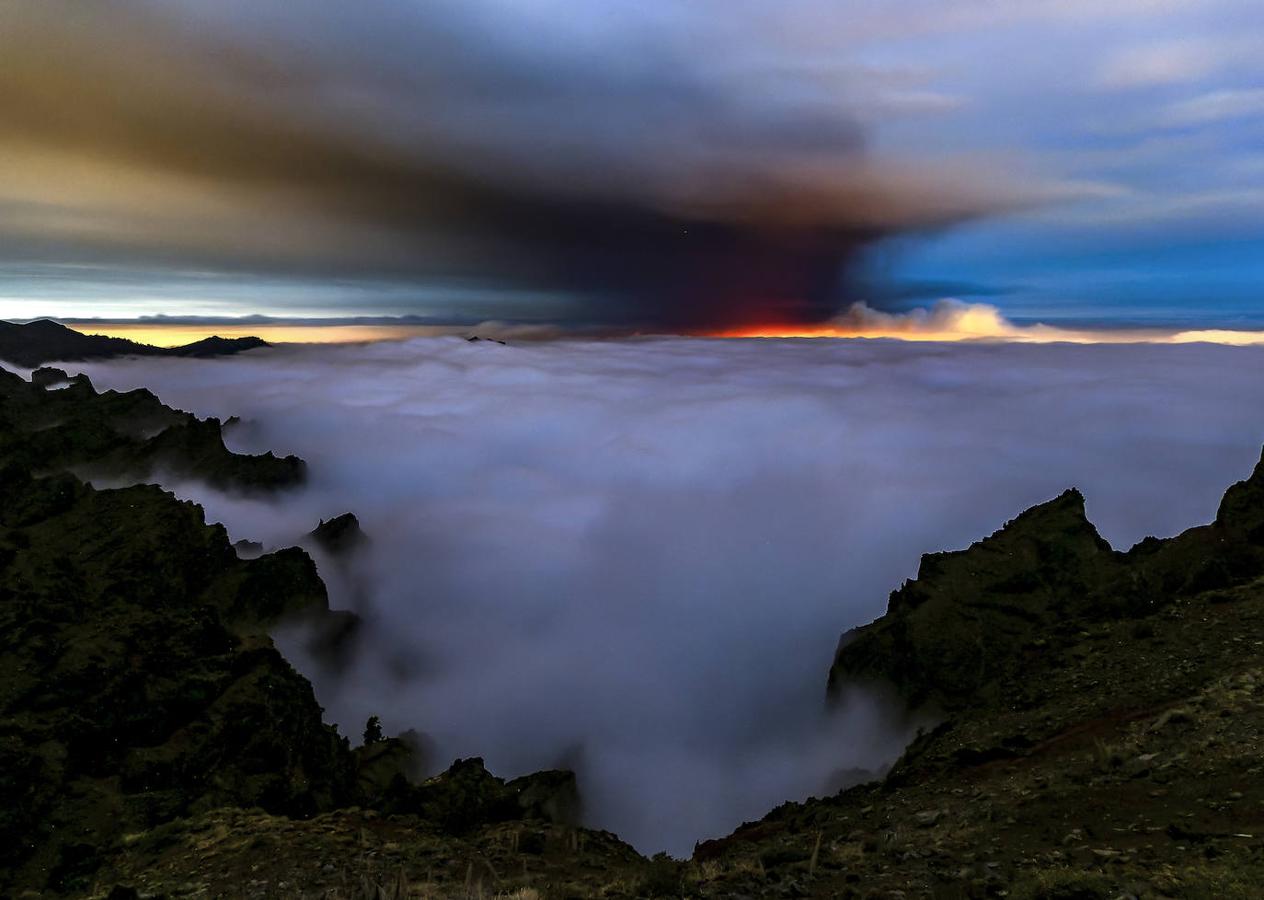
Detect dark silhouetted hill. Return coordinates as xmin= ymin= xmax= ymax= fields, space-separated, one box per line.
xmin=0 ymin=319 xmax=268 ymax=368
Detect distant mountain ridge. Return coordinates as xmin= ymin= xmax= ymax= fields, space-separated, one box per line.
xmin=0 ymin=318 xmax=268 ymax=367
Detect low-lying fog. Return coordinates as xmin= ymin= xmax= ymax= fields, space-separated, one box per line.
xmin=70 ymin=337 xmax=1264 ymax=854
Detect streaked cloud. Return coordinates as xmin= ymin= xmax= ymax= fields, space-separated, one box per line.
xmin=1097 ymin=41 xmax=1225 ymax=88
xmin=1158 ymin=88 xmax=1264 ymax=127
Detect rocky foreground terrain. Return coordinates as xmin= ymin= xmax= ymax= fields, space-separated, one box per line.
xmin=3 ymin=361 xmax=1264 ymax=898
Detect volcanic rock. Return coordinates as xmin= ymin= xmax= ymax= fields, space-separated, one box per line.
xmin=309 ymin=512 xmax=367 ymax=557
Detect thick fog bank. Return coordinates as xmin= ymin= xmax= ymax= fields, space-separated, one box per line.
xmin=70 ymin=337 xmax=1264 ymax=853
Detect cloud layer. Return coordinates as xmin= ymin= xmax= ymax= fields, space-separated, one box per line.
xmin=58 ymin=336 xmax=1264 ymax=854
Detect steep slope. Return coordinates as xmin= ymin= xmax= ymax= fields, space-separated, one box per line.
xmin=827 ymin=489 xmax=1121 ymax=712
xmin=0 ymin=463 xmax=354 ymax=891
xmin=828 ymin=451 xmax=1264 ymax=716
xmin=0 ymin=366 xmax=648 ymax=898
xmin=688 ymin=453 xmax=1264 ymax=898
xmin=0 ymin=365 xmax=304 ymax=492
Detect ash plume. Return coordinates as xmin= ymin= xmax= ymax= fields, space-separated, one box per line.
xmin=0 ymin=0 xmax=1041 ymax=330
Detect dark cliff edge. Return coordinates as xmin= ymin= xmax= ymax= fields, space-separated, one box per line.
xmin=0 ymin=366 xmax=634 ymax=898
xmin=692 ymin=452 xmax=1264 ymax=897
xmin=0 ymin=319 xmax=268 ymax=369
xmin=1 ymin=365 xmax=303 ymax=494
xmin=827 ymin=450 xmax=1264 ymax=715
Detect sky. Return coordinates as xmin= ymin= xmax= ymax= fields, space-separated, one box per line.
xmin=1 ymin=0 xmax=1261 ymax=331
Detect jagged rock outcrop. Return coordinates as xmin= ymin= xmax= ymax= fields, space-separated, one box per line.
xmin=829 ymin=449 xmax=1264 ymax=714
xmin=309 ymin=512 xmax=368 ymax=557
xmin=354 ymin=733 xmax=428 ymax=801
xmin=828 ymin=489 xmax=1122 ymax=711
xmin=693 ymin=449 xmax=1264 ymax=897
xmin=0 ymin=366 xmax=596 ymax=896
xmin=169 ymin=335 xmax=269 ymax=358
xmin=0 ymin=364 xmax=303 ymax=493
xmin=371 ymin=757 xmax=582 ymax=832
xmin=0 ymin=461 xmax=352 ymax=892
xmin=0 ymin=319 xmax=267 ymax=368
xmin=510 ymin=767 xmax=583 ymax=826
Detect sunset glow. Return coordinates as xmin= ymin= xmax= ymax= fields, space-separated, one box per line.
xmin=59 ymin=322 xmax=452 ymax=347
xmin=58 ymin=302 xmax=1264 ymax=348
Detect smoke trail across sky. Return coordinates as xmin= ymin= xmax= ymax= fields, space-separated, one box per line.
xmin=66 ymin=337 xmax=1264 ymax=853
xmin=0 ymin=0 xmax=1056 ymax=330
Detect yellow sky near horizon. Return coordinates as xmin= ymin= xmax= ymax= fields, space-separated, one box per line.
xmin=57 ymin=308 xmax=1264 ymax=348
xmin=60 ymin=322 xmax=455 ymax=347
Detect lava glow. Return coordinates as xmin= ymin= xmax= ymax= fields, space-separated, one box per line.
xmin=714 ymin=301 xmax=1264 ymax=346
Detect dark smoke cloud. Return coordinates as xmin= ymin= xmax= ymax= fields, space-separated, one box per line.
xmin=1 ymin=0 xmax=1044 ymax=329
xmin=59 ymin=336 xmax=1264 ymax=854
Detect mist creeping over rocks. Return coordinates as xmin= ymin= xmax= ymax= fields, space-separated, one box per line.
xmin=66 ymin=336 xmax=1264 ymax=854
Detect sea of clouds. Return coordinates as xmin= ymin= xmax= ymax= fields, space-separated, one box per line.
xmin=67 ymin=336 xmax=1264 ymax=854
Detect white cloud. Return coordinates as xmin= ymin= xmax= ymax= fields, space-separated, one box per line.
xmin=1159 ymin=88 xmax=1264 ymax=127
xmin=1098 ymin=41 xmax=1223 ymax=88
xmin=56 ymin=335 xmax=1264 ymax=854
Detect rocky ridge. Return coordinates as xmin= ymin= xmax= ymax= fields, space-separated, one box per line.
xmin=0 ymin=366 xmax=303 ymax=493
xmin=0 ymin=319 xmax=268 ymax=369
xmin=0 ymin=365 xmax=625 ymax=898
xmin=690 ymin=453 xmax=1264 ymax=898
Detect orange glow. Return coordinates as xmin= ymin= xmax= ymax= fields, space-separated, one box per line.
xmin=56 ymin=303 xmax=1264 ymax=348
xmin=712 ymin=302 xmax=1264 ymax=346
xmin=717 ymin=323 xmax=1264 ymax=345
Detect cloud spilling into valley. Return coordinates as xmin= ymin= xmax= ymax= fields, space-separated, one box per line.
xmin=64 ymin=337 xmax=1264 ymax=854
xmin=0 ymin=0 xmax=1052 ymax=330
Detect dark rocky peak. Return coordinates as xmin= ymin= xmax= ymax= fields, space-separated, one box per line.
xmin=233 ymin=538 xmax=265 ymax=558
xmin=309 ymin=512 xmax=367 ymax=557
xmin=829 ymin=488 xmax=1121 ymax=712
xmin=30 ymin=366 xmax=93 ymax=391
xmin=171 ymin=335 xmax=270 ymax=357
xmin=368 ymin=756 xmax=581 ymax=833
xmin=138 ymin=417 xmax=306 ymax=492
xmin=892 ymin=488 xmax=1111 ymax=615
xmin=31 ymin=366 xmax=69 ymax=387
xmin=1214 ymin=445 xmax=1264 ymax=540
xmin=829 ymin=446 xmax=1264 ymax=719
xmin=0 ymin=319 xmax=154 ymax=367
xmin=17 ymin=318 xmax=71 ymax=334
xmin=0 ymin=366 xmax=304 ymax=494
xmin=0 ymin=319 xmax=270 ymax=367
